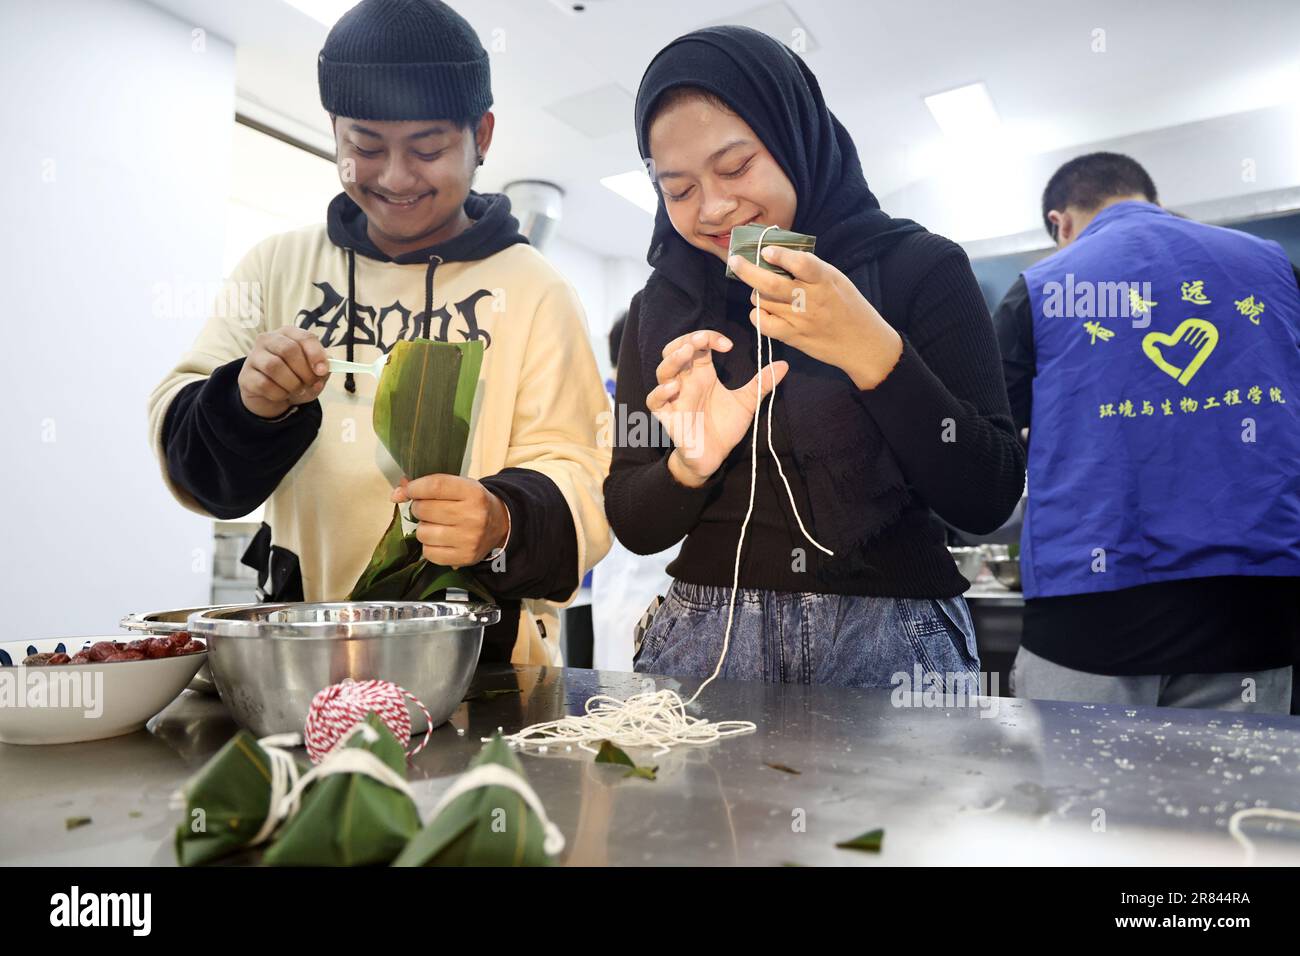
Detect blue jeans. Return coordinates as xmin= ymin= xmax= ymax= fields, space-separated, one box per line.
xmin=633 ymin=580 xmax=980 ymax=689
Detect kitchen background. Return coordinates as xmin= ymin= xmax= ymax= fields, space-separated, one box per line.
xmin=3 ymin=0 xmax=1298 ymax=676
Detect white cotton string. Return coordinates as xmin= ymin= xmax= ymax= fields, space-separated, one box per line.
xmin=277 ymin=722 xmax=415 ymax=812
xmin=502 ymin=225 xmax=828 ymax=754
xmin=499 ymin=690 xmax=756 ymax=758
xmin=249 ymin=732 xmax=306 ymax=846
xmin=425 ymin=763 xmax=566 ymax=857
xmin=687 ymin=224 xmax=831 ymax=705
xmin=764 ymin=320 xmax=834 ymax=557
xmin=1227 ymin=807 xmax=1300 ymax=865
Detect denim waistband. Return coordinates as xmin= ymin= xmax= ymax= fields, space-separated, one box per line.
xmin=670 ymin=579 xmax=846 ymax=609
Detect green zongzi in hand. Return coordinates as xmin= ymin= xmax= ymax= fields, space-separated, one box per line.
xmin=725 ymin=224 xmax=816 ymax=280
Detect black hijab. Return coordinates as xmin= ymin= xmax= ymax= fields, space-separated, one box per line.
xmin=633 ymin=25 xmax=926 ymax=581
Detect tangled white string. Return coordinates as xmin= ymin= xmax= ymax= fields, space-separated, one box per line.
xmin=504 ymin=226 xmax=829 ymax=756
xmin=1227 ymin=807 xmax=1300 ymax=865
xmin=501 ymin=689 xmax=757 ymax=758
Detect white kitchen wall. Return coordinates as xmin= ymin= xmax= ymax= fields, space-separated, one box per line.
xmin=225 ymin=122 xmax=339 ymax=277
xmin=0 ymin=0 xmax=234 ymax=638
xmin=603 ymin=254 xmax=654 ymax=369
xmin=543 ymin=234 xmax=650 ymax=382
xmin=882 ymin=100 xmax=1300 ymax=254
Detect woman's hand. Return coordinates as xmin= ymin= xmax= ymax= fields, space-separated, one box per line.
xmin=728 ymin=247 xmax=904 ymax=390
xmin=646 ymin=329 xmax=788 ymax=488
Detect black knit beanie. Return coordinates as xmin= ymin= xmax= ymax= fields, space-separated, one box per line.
xmin=318 ymin=0 xmax=492 ymax=122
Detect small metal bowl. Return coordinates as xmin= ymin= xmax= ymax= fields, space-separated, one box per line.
xmin=987 ymin=557 xmax=1022 ymax=591
xmin=947 ymin=547 xmax=985 ymax=584
xmin=120 ymin=605 xmax=251 ymax=695
xmin=187 ymin=601 xmax=499 ymax=738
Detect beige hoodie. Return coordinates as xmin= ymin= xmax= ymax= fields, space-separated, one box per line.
xmin=148 ymin=221 xmax=611 ymax=664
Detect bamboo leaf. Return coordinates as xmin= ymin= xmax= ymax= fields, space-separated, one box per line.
xmin=175 ymin=730 xmax=290 ymax=866
xmin=349 ymin=338 xmax=494 ymax=604
xmin=594 ymin=740 xmax=636 ymax=769
xmin=349 ymin=505 xmax=418 ymax=598
xmin=409 ymin=560 xmax=492 ymax=603
xmin=393 ymin=734 xmax=555 ymax=867
xmin=373 ymin=339 xmax=483 ymax=480
xmin=593 ymin=741 xmax=658 ymax=780
xmin=353 ymin=560 xmax=422 ymax=601
xmin=835 ymin=828 xmax=884 ymax=853
xmin=764 ymin=762 xmax=802 ymax=775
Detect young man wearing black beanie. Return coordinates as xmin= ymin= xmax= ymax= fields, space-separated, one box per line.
xmin=149 ymin=0 xmax=611 ymax=664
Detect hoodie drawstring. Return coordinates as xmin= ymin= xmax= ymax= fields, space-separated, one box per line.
xmin=344 ymin=247 xmax=358 ymax=394
xmin=425 ymin=254 xmax=442 ymax=334
xmin=341 ymin=250 xmax=443 ymax=397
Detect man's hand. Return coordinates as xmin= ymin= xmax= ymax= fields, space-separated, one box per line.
xmin=393 ymin=475 xmax=510 ymax=569
xmin=238 ymin=325 xmax=330 ymax=419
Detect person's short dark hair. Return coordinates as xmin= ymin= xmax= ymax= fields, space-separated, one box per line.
xmin=608 ymin=311 xmax=628 ymax=369
xmin=1041 ymin=152 xmax=1158 ymax=239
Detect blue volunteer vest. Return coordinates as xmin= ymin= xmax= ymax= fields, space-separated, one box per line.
xmin=1021 ymin=201 xmax=1300 ymax=598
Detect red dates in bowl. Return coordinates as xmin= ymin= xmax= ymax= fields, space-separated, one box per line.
xmin=21 ymin=632 xmax=206 ymax=666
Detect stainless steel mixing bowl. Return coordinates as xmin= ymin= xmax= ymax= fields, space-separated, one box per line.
xmin=947 ymin=547 xmax=985 ymax=584
xmin=987 ymin=557 xmax=1023 ymax=591
xmin=187 ymin=601 xmax=499 ymax=738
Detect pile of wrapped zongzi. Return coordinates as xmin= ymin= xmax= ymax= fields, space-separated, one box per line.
xmin=175 ymin=720 xmax=562 ymax=867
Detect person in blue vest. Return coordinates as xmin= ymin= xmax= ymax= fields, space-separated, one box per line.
xmin=993 ymin=152 xmax=1300 ymax=712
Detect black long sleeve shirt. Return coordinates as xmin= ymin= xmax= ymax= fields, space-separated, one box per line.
xmin=605 ymin=232 xmax=1026 ymax=598
xmin=160 ymin=357 xmax=578 ymax=606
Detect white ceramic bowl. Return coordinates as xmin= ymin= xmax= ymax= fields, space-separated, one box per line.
xmin=0 ymin=636 xmax=207 ymax=745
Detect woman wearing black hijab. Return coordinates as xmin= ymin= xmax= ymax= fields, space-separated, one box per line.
xmin=605 ymin=26 xmax=1025 ymax=688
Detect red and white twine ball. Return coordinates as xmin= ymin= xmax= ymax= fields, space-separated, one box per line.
xmin=303 ymin=678 xmax=432 ymax=764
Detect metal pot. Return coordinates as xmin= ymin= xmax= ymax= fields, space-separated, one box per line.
xmin=187 ymin=601 xmax=499 ymax=738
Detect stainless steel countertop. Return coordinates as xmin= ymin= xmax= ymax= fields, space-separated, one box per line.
xmin=963 ymin=584 xmax=1025 ymax=606
xmin=3 ymin=665 xmax=1299 ymax=866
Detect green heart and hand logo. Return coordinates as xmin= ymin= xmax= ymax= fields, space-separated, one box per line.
xmin=1142 ymin=318 xmax=1218 ymax=386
